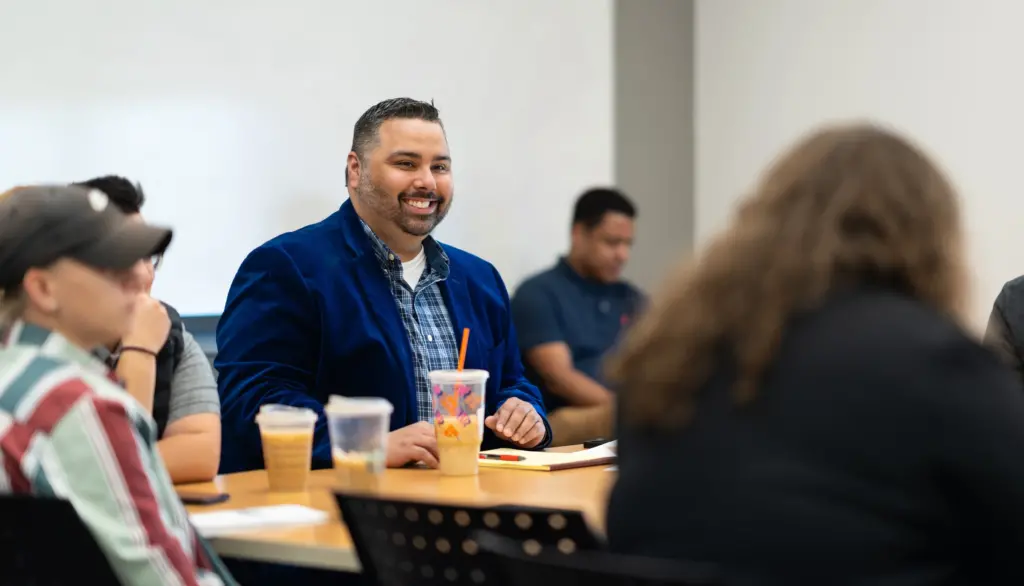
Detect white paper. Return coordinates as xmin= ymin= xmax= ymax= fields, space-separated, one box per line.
xmin=582 ymin=440 xmax=617 ymax=459
xmin=190 ymin=504 xmax=329 ymax=537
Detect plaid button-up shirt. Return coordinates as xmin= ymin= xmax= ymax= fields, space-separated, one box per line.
xmin=360 ymin=221 xmax=460 ymax=422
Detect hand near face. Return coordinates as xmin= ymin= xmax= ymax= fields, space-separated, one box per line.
xmin=386 ymin=421 xmax=439 ymax=468
xmin=484 ymin=398 xmax=546 ymax=448
xmin=122 ymin=293 xmax=170 ymax=353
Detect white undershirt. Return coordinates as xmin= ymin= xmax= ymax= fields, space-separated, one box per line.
xmin=402 ymin=247 xmax=427 ymax=289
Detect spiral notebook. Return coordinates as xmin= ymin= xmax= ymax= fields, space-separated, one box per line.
xmin=478 ymin=441 xmax=617 ymax=471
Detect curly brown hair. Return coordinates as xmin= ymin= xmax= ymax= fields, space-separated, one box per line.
xmin=606 ymin=122 xmax=968 ymax=429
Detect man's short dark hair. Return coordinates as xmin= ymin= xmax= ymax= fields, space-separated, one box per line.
xmin=572 ymin=188 xmax=636 ymax=229
xmin=346 ymin=98 xmax=443 ymax=186
xmin=71 ymin=175 xmax=146 ymax=215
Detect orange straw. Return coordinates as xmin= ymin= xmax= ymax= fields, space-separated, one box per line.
xmin=457 ymin=328 xmax=470 ymax=371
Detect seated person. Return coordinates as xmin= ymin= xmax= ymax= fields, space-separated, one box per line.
xmin=73 ymin=176 xmax=221 ymax=483
xmin=984 ymin=275 xmax=1024 ymax=386
xmin=216 ymin=98 xmax=550 ymax=473
xmin=0 ymin=185 xmax=235 ymax=586
xmin=512 ymin=188 xmax=643 ymax=416
xmin=605 ymin=124 xmax=1024 ymax=583
xmin=547 ymin=402 xmax=614 ymax=447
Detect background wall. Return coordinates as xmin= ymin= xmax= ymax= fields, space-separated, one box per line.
xmin=0 ymin=0 xmax=614 ymax=315
xmin=615 ymin=0 xmax=696 ymax=293
xmin=696 ymin=0 xmax=1024 ymax=328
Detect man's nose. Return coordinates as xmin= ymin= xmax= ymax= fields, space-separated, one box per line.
xmin=617 ymin=244 xmax=631 ymax=263
xmin=412 ymin=166 xmax=438 ymax=192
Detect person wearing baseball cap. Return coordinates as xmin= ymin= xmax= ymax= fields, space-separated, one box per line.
xmin=0 ymin=185 xmax=236 ymax=586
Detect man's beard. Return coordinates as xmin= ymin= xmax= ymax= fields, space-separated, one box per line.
xmin=357 ymin=177 xmax=450 ymax=237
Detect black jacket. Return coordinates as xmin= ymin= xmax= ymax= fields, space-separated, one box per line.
xmin=608 ymin=286 xmax=1024 ymax=585
xmin=984 ymin=275 xmax=1024 ymax=386
xmin=152 ymin=302 xmax=185 ymax=438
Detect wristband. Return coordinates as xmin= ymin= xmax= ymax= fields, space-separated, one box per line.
xmin=120 ymin=345 xmax=159 ymax=358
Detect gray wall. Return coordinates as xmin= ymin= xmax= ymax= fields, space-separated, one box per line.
xmin=614 ymin=0 xmax=695 ymax=293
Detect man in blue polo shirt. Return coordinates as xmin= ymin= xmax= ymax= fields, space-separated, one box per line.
xmin=512 ymin=188 xmax=642 ymax=416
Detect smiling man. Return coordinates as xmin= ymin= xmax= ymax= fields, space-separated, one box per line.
xmin=215 ymin=98 xmax=551 ymax=474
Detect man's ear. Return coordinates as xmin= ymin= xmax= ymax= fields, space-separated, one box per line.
xmin=570 ymin=222 xmax=587 ymax=248
xmin=21 ymin=268 xmax=58 ymax=314
xmin=346 ymin=152 xmax=362 ymax=187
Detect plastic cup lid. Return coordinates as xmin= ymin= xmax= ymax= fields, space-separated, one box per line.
xmin=325 ymin=396 xmax=394 ymax=418
xmin=427 ymin=369 xmax=489 ymax=385
xmin=255 ymin=404 xmax=318 ymax=426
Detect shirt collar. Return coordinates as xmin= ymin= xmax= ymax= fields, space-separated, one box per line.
xmin=359 ymin=218 xmax=450 ymax=279
xmin=557 ymin=256 xmax=606 ymax=288
xmin=2 ymin=321 xmax=112 ymax=377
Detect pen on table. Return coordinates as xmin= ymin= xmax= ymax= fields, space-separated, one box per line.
xmin=479 ymin=454 xmax=525 ymax=462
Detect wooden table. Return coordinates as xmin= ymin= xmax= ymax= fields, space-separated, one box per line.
xmin=179 ymin=458 xmax=616 ymax=572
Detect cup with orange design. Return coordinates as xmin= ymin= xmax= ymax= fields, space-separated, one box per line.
xmin=428 ymin=369 xmax=489 ymax=476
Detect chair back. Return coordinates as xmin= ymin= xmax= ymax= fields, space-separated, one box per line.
xmin=0 ymin=494 xmax=122 ymax=585
xmin=335 ymin=492 xmax=602 ymax=586
xmin=474 ymin=529 xmax=722 ymax=586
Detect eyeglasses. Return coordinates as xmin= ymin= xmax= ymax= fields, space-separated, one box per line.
xmin=149 ymin=254 xmax=163 ymax=271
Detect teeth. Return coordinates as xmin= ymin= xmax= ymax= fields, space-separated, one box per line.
xmin=406 ymin=199 xmax=432 ymax=209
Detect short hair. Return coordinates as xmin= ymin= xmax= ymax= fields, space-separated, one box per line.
xmin=572 ymin=188 xmax=636 ymax=229
xmin=346 ymin=98 xmax=443 ymax=186
xmin=71 ymin=175 xmax=146 ymax=214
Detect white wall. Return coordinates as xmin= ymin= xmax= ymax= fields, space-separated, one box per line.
xmin=696 ymin=0 xmax=1024 ymax=327
xmin=0 ymin=0 xmax=613 ymax=315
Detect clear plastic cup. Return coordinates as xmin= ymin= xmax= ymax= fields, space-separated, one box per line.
xmin=255 ymin=404 xmax=318 ymax=492
xmin=429 ymin=369 xmax=489 ymax=476
xmin=325 ymin=396 xmax=393 ymax=490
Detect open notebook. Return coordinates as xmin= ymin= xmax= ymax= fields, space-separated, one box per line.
xmin=479 ymin=441 xmax=617 ymax=471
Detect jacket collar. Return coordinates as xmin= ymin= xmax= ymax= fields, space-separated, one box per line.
xmin=337 ymin=198 xmax=450 ymax=278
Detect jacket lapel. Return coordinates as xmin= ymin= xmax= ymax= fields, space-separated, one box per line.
xmin=336 ymin=200 xmax=416 ymax=413
xmin=439 ymin=263 xmax=478 ymax=368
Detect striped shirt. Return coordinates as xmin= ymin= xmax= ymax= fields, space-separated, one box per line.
xmin=360 ymin=220 xmax=460 ymax=422
xmin=0 ymin=321 xmax=235 ymax=586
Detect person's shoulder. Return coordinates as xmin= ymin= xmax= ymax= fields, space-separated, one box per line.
xmin=0 ymin=351 xmax=102 ymax=421
xmin=237 ymin=211 xmax=346 ymax=278
xmin=800 ymin=287 xmax=986 ymax=370
xmin=516 ymin=264 xmax=563 ymax=295
xmin=818 ymin=287 xmax=961 ymax=338
xmin=995 ymin=274 xmax=1024 ymax=311
xmin=511 ymin=267 xmax=569 ymax=313
xmin=244 ymin=206 xmax=347 ymax=259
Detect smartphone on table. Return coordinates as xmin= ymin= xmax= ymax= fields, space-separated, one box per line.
xmin=178 ymin=492 xmax=230 ymax=506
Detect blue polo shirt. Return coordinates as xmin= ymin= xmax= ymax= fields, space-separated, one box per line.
xmin=511 ymin=258 xmax=643 ymax=411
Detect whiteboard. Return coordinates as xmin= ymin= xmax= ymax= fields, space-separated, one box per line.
xmin=0 ymin=0 xmax=614 ymax=315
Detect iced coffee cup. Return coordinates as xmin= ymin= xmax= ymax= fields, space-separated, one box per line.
xmin=429 ymin=369 xmax=489 ymax=476
xmin=255 ymin=404 xmax=317 ymax=492
xmin=326 ymin=396 xmax=393 ymax=491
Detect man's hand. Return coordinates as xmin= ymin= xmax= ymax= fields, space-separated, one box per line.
xmin=485 ymin=398 xmax=546 ymax=448
xmin=122 ymin=294 xmax=171 ymax=353
xmin=386 ymin=421 xmax=439 ymax=468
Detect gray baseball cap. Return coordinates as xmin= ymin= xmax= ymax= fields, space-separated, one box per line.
xmin=0 ymin=185 xmax=173 ymax=289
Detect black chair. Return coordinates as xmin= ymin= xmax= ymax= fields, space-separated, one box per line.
xmin=0 ymin=494 xmax=122 ymax=585
xmin=474 ymin=530 xmax=722 ymax=586
xmin=335 ymin=492 xmax=603 ymax=586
